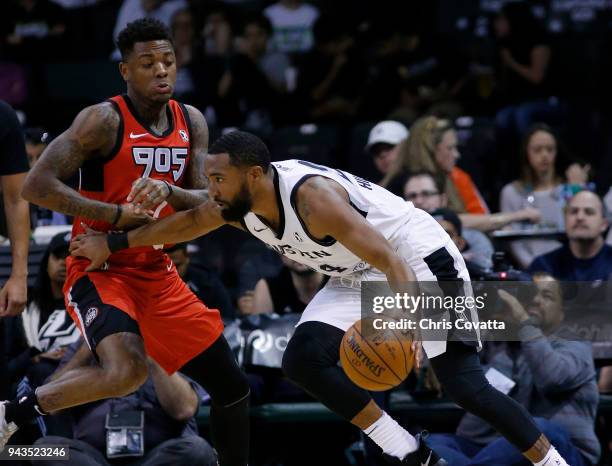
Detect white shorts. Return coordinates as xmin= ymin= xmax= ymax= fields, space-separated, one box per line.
xmin=297 ymin=208 xmax=481 ymax=358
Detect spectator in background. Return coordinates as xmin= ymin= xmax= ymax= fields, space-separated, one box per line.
xmin=199 ymin=4 xmax=234 ymax=58
xmin=25 ymin=128 xmax=68 ymax=229
xmin=403 ymin=172 xmax=494 ymax=270
xmin=169 ymin=9 xmax=197 ymax=103
xmin=251 ymin=256 xmax=324 ymax=315
xmin=165 ymin=243 xmax=236 ymax=321
xmin=24 ymin=127 xmax=69 ymax=227
xmin=34 ymin=340 xmax=217 ymax=466
xmin=216 ymin=14 xmax=287 ymax=133
xmin=606 ymin=187 xmax=612 ymax=246
xmin=263 ymin=0 xmax=319 ymax=54
xmin=382 ymin=116 xmax=490 ymax=213
xmin=493 ymin=2 xmax=561 ymax=141
xmin=429 ymin=273 xmax=600 ymax=466
xmin=429 ymin=207 xmax=493 ymax=273
xmin=24 ymin=127 xmax=49 ymax=168
xmin=294 ymin=15 xmax=366 ymax=122
xmin=1 ymin=0 xmax=66 ymax=62
xmin=529 ymin=190 xmax=612 ymax=281
xmin=237 ymin=246 xmax=283 ymax=315
xmin=500 ymin=124 xmax=566 ymax=269
xmin=0 ymin=101 xmax=30 ymax=317
xmin=111 ymin=0 xmax=187 ymax=60
xmin=4 ymin=232 xmax=79 ymax=391
xmin=237 ymin=14 xmax=291 ymax=94
xmin=364 ymin=120 xmax=409 ymax=183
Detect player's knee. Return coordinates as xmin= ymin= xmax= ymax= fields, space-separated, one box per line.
xmin=282 ymin=334 xmax=320 ymax=385
xmin=104 ymin=355 xmax=148 ymax=397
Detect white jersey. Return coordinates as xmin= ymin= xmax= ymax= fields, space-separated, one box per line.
xmin=241 ymin=159 xmax=416 ymax=277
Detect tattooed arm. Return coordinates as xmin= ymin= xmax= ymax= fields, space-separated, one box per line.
xmin=295 ymin=176 xmax=417 ymax=289
xmin=21 ymin=103 xmax=120 ymax=222
xmin=128 ymin=105 xmax=209 ymax=211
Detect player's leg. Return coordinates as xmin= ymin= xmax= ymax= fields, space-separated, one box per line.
xmin=282 ymin=321 xmax=446 ymax=466
xmin=180 ymin=335 xmax=250 ymax=466
xmin=1 ymin=309 xmax=147 ymax=449
xmin=429 ymin=341 xmax=569 ymax=465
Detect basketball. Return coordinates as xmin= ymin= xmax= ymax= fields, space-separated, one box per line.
xmin=340 ymin=316 xmax=415 ymax=391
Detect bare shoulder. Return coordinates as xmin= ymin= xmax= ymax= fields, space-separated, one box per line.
xmin=69 ymin=102 xmax=120 ymax=155
xmin=184 ymin=104 xmax=208 ymax=144
xmin=295 ymin=176 xmax=350 ymax=233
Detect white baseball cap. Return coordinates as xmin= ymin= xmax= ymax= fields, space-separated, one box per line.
xmin=365 ymin=121 xmax=409 ymax=153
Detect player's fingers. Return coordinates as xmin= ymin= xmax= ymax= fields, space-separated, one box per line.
xmin=0 ymin=288 xmax=8 ymax=315
xmin=85 ymin=260 xmax=101 ymax=272
xmin=127 ymin=178 xmax=148 ymax=202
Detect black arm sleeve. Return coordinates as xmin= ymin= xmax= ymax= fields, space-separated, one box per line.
xmin=0 ymin=100 xmax=29 ymax=176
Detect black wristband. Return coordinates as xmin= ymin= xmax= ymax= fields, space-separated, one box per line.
xmin=107 ymin=232 xmax=129 ymax=253
xmin=111 ymin=204 xmax=122 ymax=226
xmin=162 ymin=180 xmax=173 ymax=198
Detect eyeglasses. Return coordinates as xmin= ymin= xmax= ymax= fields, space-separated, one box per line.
xmin=405 ymin=190 xmax=440 ymax=200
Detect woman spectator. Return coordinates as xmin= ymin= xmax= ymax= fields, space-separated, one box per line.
xmin=500 ymin=124 xmax=582 ymax=269
xmin=383 ymin=115 xmax=540 ymax=232
xmin=4 ymin=232 xmax=81 ymax=391
xmin=493 ymin=2 xmax=562 ymax=141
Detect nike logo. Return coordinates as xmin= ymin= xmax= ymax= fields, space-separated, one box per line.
xmin=167 ymin=261 xmax=173 ymax=272
xmin=254 ymin=227 xmax=267 ymax=232
xmin=422 ymin=452 xmax=432 ymax=466
xmin=129 ymin=132 xmax=148 ymax=139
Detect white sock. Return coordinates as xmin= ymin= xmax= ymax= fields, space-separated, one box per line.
xmin=533 ymin=446 xmax=569 ymax=466
xmin=363 ymin=411 xmax=418 ymax=460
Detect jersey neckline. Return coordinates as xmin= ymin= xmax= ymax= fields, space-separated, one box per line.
xmin=121 ymin=94 xmax=175 ymax=138
xmin=254 ymin=165 xmax=286 ymax=240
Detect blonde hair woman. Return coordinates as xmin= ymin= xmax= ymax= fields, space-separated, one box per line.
xmin=388 ymin=116 xmax=541 ymax=232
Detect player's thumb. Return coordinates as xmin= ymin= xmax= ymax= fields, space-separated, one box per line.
xmin=85 ymin=261 xmax=100 ymax=272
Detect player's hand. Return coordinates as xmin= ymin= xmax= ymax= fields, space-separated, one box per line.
xmin=517 ymin=206 xmax=542 ymax=224
xmin=39 ymin=347 xmax=67 ymax=362
xmin=70 ymin=225 xmax=111 ymax=272
xmin=565 ymin=163 xmax=591 ymax=185
xmin=411 ymin=340 xmax=424 ymax=371
xmin=0 ymin=274 xmax=27 ymax=317
xmin=497 ymin=289 xmax=530 ymax=324
xmin=115 ymin=203 xmax=155 ymax=230
xmin=127 ymin=178 xmax=171 ymax=212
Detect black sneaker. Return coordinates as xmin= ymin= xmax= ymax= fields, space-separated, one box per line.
xmin=382 ymin=433 xmax=447 ymax=466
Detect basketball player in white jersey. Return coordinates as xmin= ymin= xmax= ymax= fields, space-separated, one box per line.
xmin=69 ymin=131 xmax=569 ymax=466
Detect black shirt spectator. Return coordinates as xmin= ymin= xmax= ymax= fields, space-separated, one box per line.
xmin=529 ymin=191 xmax=612 ymax=281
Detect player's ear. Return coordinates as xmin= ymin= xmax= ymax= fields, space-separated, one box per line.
xmin=247 ymin=165 xmax=264 ymax=182
xmin=119 ymin=61 xmax=129 ymax=82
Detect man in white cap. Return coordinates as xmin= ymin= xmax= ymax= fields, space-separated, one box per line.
xmin=365 ymin=120 xmax=409 ymax=179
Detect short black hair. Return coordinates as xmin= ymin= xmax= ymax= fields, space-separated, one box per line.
xmin=406 ymin=171 xmax=446 ymax=194
xmin=116 ymin=18 xmax=172 ymax=60
xmin=241 ymin=13 xmax=273 ymax=36
xmin=209 ymin=130 xmax=271 ymax=172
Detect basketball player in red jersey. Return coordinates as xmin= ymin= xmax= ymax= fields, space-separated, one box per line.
xmin=1 ymin=19 xmax=249 ymax=465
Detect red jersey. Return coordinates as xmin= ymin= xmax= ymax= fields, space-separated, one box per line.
xmin=70 ymin=94 xmax=192 ymax=267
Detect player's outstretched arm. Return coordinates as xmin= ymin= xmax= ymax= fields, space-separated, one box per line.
xmin=22 ymin=103 xmax=148 ymax=228
xmin=295 ymin=177 xmax=417 ymax=291
xmin=70 ymin=200 xmax=228 ymax=270
xmin=127 ymin=105 xmax=210 ymax=212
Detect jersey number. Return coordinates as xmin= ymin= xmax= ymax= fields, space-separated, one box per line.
xmin=132 ymin=147 xmax=188 ymax=182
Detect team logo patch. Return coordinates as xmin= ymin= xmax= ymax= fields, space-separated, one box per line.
xmin=179 ymin=129 xmax=189 ymax=142
xmin=85 ymin=307 xmax=98 ymax=327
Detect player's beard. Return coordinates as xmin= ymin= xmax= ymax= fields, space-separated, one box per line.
xmin=220 ymin=183 xmax=252 ymax=222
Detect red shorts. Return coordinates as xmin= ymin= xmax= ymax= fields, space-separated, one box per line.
xmin=64 ymin=255 xmax=224 ymax=374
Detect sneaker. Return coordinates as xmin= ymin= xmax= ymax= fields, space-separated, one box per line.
xmin=382 ymin=433 xmax=447 ymax=466
xmin=0 ymin=402 xmax=18 ymax=452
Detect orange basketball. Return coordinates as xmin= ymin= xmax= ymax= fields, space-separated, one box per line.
xmin=340 ymin=316 xmax=415 ymax=391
